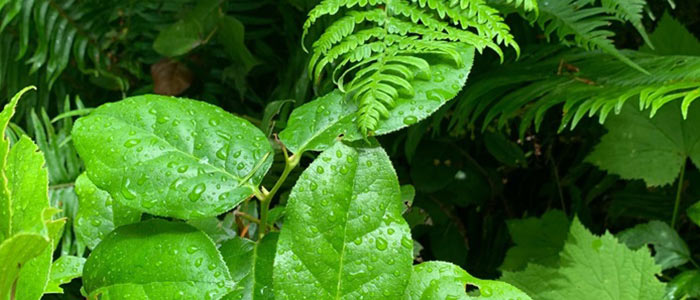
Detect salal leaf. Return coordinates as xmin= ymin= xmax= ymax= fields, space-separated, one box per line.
xmin=220 ymin=233 xmax=278 ymax=300
xmin=587 ymin=102 xmax=700 ymax=186
xmin=502 ymin=217 xmax=666 ymax=300
xmin=72 ymin=94 xmax=273 ymax=219
xmin=406 ymin=261 xmax=531 ymax=299
xmin=44 ymin=255 xmax=86 ymax=293
xmin=74 ymin=173 xmax=140 ymax=249
xmin=273 ymin=141 xmax=413 ymax=299
xmin=187 ymin=214 xmax=238 ymax=247
xmin=501 ymin=210 xmax=569 ymax=271
xmin=280 ymin=46 xmax=475 ymax=154
xmin=279 ymin=90 xmax=360 ymax=154
xmin=83 ymin=219 xmax=234 ymax=299
xmin=618 ymin=220 xmax=690 ymax=270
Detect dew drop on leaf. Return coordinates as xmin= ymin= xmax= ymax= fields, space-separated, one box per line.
xmin=403 ymin=116 xmax=418 ymax=125
xmin=121 ymin=178 xmax=137 ymax=200
xmin=188 ymin=183 xmax=206 ymax=202
xmin=376 ymin=237 xmax=388 ymax=250
xmin=124 ymin=139 xmax=140 ymax=148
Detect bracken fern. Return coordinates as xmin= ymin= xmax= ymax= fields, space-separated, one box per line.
xmin=303 ymin=0 xmax=535 ymax=135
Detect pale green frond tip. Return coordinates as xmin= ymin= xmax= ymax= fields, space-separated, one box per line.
xmin=303 ymin=0 xmax=515 ymax=134
xmin=10 ymin=86 xmax=37 ymax=103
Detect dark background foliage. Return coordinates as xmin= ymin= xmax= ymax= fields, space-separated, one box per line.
xmin=2 ymin=0 xmax=699 ymax=297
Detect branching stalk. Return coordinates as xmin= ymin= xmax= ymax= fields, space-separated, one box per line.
xmin=258 ymin=140 xmax=300 ymax=239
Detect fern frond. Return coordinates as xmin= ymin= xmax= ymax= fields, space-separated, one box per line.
xmin=534 ymin=0 xmax=650 ymax=73
xmin=305 ymin=0 xmax=522 ymax=134
xmin=599 ymin=0 xmax=651 ymax=47
xmin=449 ymin=46 xmax=700 ymax=137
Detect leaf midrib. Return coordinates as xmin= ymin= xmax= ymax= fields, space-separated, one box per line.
xmin=93 ymin=113 xmax=257 ymax=191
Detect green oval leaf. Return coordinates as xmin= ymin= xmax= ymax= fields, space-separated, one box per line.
xmin=220 ymin=233 xmax=278 ymax=299
xmin=273 ymin=141 xmax=413 ymax=298
xmin=406 ymin=261 xmax=532 ymax=299
xmin=73 ymin=94 xmax=273 ymax=219
xmin=74 ymin=173 xmax=141 ymax=249
xmin=280 ymin=46 xmax=475 ymax=154
xmin=83 ymin=219 xmax=233 ymax=299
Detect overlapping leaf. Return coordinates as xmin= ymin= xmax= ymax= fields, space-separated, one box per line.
xmin=406 ymin=261 xmax=531 ymax=299
xmin=273 ymin=141 xmax=413 ymax=299
xmin=280 ymin=45 xmax=474 ymax=154
xmin=502 ymin=217 xmax=666 ymax=300
xmin=83 ymin=219 xmax=234 ymax=299
xmin=73 ymin=94 xmax=273 ymax=219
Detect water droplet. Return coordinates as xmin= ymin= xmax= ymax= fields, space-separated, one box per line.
xmin=194 ymin=258 xmax=203 ymax=267
xmin=157 ymin=116 xmax=169 ymax=124
xmin=375 ymin=237 xmax=388 ymax=250
xmin=362 ymin=215 xmax=370 ymax=222
xmin=90 ymin=219 xmax=102 ymax=226
xmin=121 ymin=178 xmax=137 ymax=200
xmin=124 ymin=139 xmax=140 ymax=148
xmin=209 ymin=119 xmax=220 ymax=126
xmin=310 ymin=182 xmax=318 ymax=191
xmin=189 ymin=183 xmax=206 ymax=202
xmin=195 ymin=143 xmax=204 ymax=150
xmin=403 ymin=116 xmax=418 ymax=125
xmin=208 ymin=263 xmax=217 ymax=271
xmin=187 ymin=246 xmax=198 ymax=254
xmin=216 ymin=146 xmax=228 ymax=160
xmin=142 ymin=200 xmax=156 ymax=208
xmin=481 ymin=287 xmax=493 ymax=297
xmin=451 ymin=84 xmax=461 ymax=91
xmin=387 ymin=228 xmax=395 ymax=235
xmin=316 ymin=166 xmax=325 ymax=174
xmin=233 ymin=150 xmax=242 ymax=158
xmin=236 ymin=163 xmax=245 ymax=170
xmin=336 ymin=150 xmax=343 ymax=158
xmin=434 ymin=75 xmax=445 ymax=82
xmin=401 ymin=236 xmax=413 ymax=249
xmin=339 ymin=166 xmax=349 ymax=174
xmin=321 ymin=199 xmax=329 ymax=206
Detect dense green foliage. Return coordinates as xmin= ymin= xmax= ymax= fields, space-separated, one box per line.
xmin=1 ymin=0 xmax=700 ymax=299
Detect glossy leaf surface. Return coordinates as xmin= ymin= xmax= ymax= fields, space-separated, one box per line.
xmin=273 ymin=141 xmax=413 ymax=299
xmin=280 ymin=46 xmax=475 ymax=154
xmin=220 ymin=233 xmax=278 ymax=299
xmin=73 ymin=94 xmax=273 ymax=219
xmin=83 ymin=219 xmax=234 ymax=299
xmin=74 ymin=173 xmax=140 ymax=249
xmin=45 ymin=255 xmax=86 ymax=293
xmin=406 ymin=261 xmax=532 ymax=299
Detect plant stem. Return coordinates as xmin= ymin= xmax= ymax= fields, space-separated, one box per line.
xmin=258 ymin=145 xmax=300 ymax=240
xmin=234 ymin=211 xmax=261 ymax=224
xmin=671 ymin=161 xmax=686 ymax=229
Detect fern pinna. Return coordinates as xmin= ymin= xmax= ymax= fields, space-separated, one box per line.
xmin=303 ymin=0 xmax=536 ymax=135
